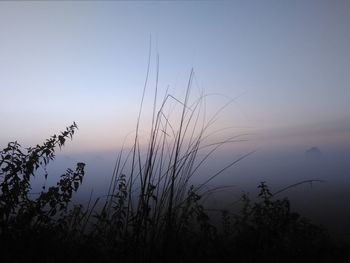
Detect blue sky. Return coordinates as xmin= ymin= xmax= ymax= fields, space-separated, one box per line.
xmin=0 ymin=0 xmax=349 ymax=153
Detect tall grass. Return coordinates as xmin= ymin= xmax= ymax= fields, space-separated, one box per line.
xmin=94 ymin=62 xmax=252 ymax=257
xmin=1 ymin=58 xmax=345 ymax=262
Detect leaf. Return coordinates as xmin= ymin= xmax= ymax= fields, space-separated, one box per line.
xmin=74 ymin=181 xmax=79 ymax=191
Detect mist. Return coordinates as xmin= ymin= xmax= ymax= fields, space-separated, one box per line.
xmin=34 ymin=137 xmax=348 ymax=240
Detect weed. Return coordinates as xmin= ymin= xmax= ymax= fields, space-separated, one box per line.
xmin=0 ymin=70 xmax=348 ymax=262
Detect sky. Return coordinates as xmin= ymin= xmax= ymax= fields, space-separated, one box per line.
xmin=1 ymin=0 xmax=349 ymax=154
xmin=0 ymin=0 xmax=350 ymax=237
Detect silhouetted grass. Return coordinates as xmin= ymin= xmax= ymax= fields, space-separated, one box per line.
xmin=0 ymin=127 xmax=348 ymax=262
xmin=1 ymin=70 xmax=349 ymax=262
xmin=96 ymin=68 xmax=254 ymax=256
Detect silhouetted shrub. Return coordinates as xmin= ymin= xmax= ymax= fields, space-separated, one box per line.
xmin=1 ymin=127 xmax=348 ymax=262
xmin=215 ymin=182 xmax=346 ymax=263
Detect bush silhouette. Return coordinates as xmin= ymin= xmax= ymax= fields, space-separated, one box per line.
xmin=0 ymin=125 xmax=348 ymax=263
xmin=0 ymin=73 xmax=348 ymax=261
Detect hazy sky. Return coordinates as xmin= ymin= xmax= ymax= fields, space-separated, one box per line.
xmin=1 ymin=0 xmax=349 ymax=153
xmin=1 ymin=2 xmax=349 ymax=233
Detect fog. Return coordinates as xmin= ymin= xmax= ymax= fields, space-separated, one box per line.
xmin=31 ymin=143 xmax=349 ymax=240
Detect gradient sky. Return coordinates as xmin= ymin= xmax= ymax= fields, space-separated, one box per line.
xmin=0 ymin=0 xmax=349 ymax=154
xmin=1 ymin=2 xmax=350 ymax=234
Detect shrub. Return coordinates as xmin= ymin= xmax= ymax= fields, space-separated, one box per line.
xmin=0 ymin=123 xmax=89 ymax=262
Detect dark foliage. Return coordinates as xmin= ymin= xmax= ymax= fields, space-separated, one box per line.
xmin=0 ymin=125 xmax=349 ymax=263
